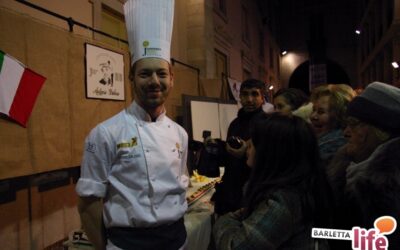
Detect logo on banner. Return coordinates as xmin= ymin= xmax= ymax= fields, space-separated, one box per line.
xmin=312 ymin=216 xmax=397 ymax=250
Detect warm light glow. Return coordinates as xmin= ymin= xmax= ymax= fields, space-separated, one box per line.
xmin=281 ymin=50 xmax=287 ymax=56
xmin=269 ymin=85 xmax=274 ymax=90
xmin=281 ymin=52 xmax=300 ymax=70
xmin=392 ymin=62 xmax=399 ymax=69
xmin=355 ymin=30 xmax=361 ymax=35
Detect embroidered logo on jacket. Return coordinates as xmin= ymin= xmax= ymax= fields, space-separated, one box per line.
xmin=117 ymin=137 xmax=138 ymax=149
xmin=86 ymin=142 xmax=96 ymax=153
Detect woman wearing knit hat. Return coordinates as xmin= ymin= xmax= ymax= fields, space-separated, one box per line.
xmin=327 ymin=81 xmax=400 ymax=250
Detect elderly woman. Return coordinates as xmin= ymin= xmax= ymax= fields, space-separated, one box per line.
xmin=213 ymin=113 xmax=331 ymax=250
xmin=327 ymin=82 xmax=400 ymax=249
xmin=310 ymin=84 xmax=356 ymax=166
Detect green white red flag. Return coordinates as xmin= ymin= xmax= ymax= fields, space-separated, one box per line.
xmin=0 ymin=50 xmax=46 ymax=127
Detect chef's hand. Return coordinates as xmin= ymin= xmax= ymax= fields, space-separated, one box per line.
xmin=226 ymin=139 xmax=247 ymax=158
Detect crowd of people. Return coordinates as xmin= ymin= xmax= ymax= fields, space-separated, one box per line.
xmin=75 ymin=0 xmax=400 ymax=249
xmin=211 ymin=81 xmax=400 ymax=250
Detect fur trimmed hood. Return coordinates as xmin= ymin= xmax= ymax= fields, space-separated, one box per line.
xmin=346 ymin=137 xmax=400 ymax=193
xmin=344 ymin=137 xmax=400 ymax=248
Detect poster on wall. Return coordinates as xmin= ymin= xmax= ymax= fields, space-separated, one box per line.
xmin=85 ymin=43 xmax=125 ymax=100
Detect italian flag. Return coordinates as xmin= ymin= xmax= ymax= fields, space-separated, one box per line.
xmin=0 ymin=51 xmax=46 ymax=127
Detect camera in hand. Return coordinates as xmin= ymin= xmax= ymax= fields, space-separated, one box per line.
xmin=227 ymin=136 xmax=243 ymax=149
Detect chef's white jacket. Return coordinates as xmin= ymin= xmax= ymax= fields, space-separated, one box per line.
xmin=76 ymin=101 xmax=189 ymax=228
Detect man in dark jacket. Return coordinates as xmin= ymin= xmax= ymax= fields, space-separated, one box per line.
xmin=327 ymin=82 xmax=400 ymax=249
xmin=212 ymin=78 xmax=265 ymax=215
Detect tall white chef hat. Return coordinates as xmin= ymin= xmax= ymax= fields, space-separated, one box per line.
xmin=124 ymin=0 xmax=175 ymax=65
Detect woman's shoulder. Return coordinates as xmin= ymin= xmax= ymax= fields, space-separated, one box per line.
xmin=255 ymin=190 xmax=322 ymax=249
xmin=270 ymin=189 xmax=303 ymax=203
xmin=260 ymin=189 xmax=305 ymax=217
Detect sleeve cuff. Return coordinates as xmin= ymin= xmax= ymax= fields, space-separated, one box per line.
xmin=75 ymin=178 xmax=107 ymax=197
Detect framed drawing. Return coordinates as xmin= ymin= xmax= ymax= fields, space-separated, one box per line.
xmin=85 ymin=43 xmax=125 ymax=100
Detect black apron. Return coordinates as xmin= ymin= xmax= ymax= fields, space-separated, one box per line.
xmin=107 ymin=217 xmax=186 ymax=250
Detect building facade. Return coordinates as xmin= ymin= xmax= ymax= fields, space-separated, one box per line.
xmin=356 ymin=0 xmax=400 ymax=88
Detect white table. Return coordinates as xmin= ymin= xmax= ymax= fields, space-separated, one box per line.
xmin=184 ymin=178 xmax=217 ymax=250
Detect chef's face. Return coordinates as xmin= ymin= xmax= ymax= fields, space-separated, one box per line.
xmin=130 ymin=58 xmax=173 ymax=110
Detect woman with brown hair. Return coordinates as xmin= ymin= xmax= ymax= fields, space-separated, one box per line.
xmin=213 ymin=113 xmax=332 ymax=249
